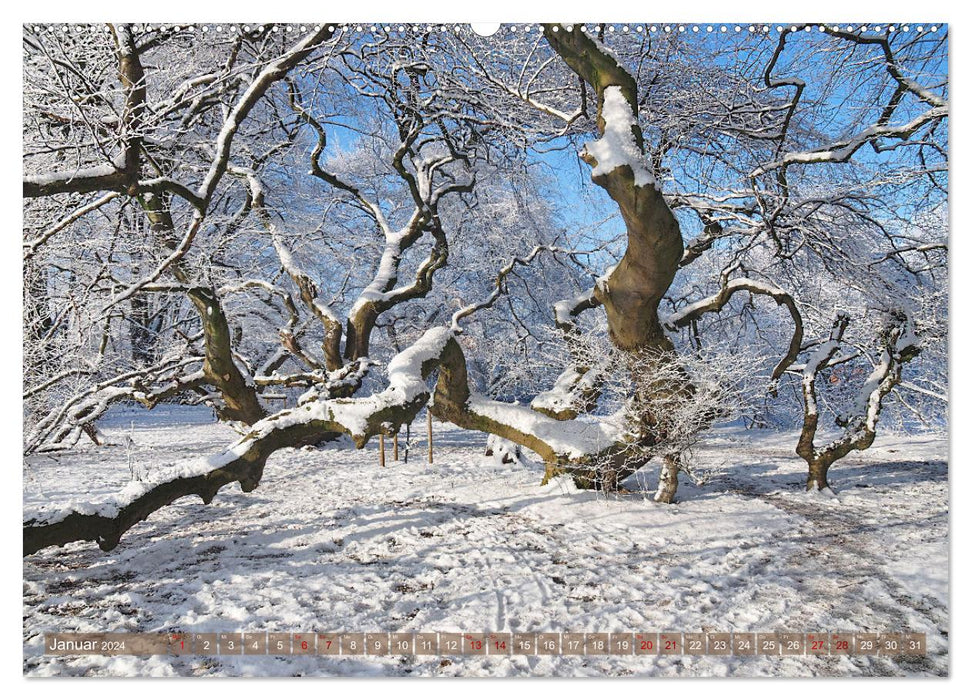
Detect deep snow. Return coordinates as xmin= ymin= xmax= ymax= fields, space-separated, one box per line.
xmin=23 ymin=405 xmax=948 ymax=677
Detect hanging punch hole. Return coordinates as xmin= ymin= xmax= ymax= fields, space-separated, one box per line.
xmin=471 ymin=23 xmax=502 ymax=37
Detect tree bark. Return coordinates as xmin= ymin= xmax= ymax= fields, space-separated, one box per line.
xmin=542 ymin=25 xmax=689 ymax=495
xmin=543 ymin=25 xmax=683 ymax=353
xmin=806 ymin=458 xmax=831 ymax=491
xmin=187 ymin=287 xmax=266 ymax=425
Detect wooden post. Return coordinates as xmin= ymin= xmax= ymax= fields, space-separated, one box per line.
xmin=379 ymin=433 xmax=386 ymax=467
xmin=427 ymin=411 xmax=434 ymax=464
xmin=393 ymin=432 xmax=399 ymax=461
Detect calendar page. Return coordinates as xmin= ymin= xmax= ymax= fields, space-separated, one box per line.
xmin=21 ymin=19 xmax=948 ymax=679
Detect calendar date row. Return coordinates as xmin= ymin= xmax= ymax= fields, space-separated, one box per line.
xmin=44 ymin=631 xmax=926 ymax=657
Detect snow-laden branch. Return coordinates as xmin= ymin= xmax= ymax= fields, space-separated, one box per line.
xmin=897 ymin=380 xmax=947 ymax=404
xmin=23 ymin=192 xmax=122 ymax=259
xmin=450 ymin=245 xmax=557 ymax=333
xmin=351 ymin=217 xmax=449 ymax=314
xmin=450 ymin=246 xmax=609 ymax=419
xmin=553 ymin=287 xmax=600 ymax=333
xmin=23 ymin=161 xmax=131 ymax=199
xmin=230 ymin=165 xmax=344 ymax=371
xmin=254 ymin=359 xmax=373 ymax=402
xmin=186 ymin=287 xmax=266 ymax=425
xmin=268 ymin=223 xmax=344 ymax=368
xmin=24 ymin=328 xmax=633 ymax=554
xmin=25 ymin=355 xmax=205 ymax=455
xmin=288 ymin=80 xmax=392 ymax=233
xmin=796 ymin=311 xmax=920 ymax=491
xmin=798 ymin=314 xmax=849 ymax=422
xmin=96 ymin=28 xmax=335 ymax=312
xmin=664 ymin=276 xmax=804 ymax=382
xmin=456 ymin=33 xmax=583 ymax=127
xmin=751 ymin=106 xmax=947 ymax=178
xmin=22 ymin=326 xmax=453 ymax=554
xmin=818 ymin=26 xmax=947 ymax=111
xmin=194 ymin=27 xmax=333 ymax=207
xmin=24 ymin=24 xmax=147 ymax=198
xmin=530 ymin=365 xmax=603 ymax=421
xmin=527 ymin=287 xmax=608 ymax=421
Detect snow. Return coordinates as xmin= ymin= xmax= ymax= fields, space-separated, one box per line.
xmin=268 ymin=224 xmax=339 ymax=324
xmin=664 ymin=278 xmax=787 ymax=329
xmin=386 ymin=327 xmax=452 ymax=388
xmin=553 ymin=289 xmax=596 ymax=328
xmin=751 ymin=106 xmax=948 ymax=177
xmin=584 ymin=86 xmax=655 ymax=187
xmin=595 ymin=263 xmax=618 ymax=294
xmin=283 ymin=329 xmax=447 ymax=430
xmin=531 ymin=368 xmax=584 ymax=414
xmin=530 ymin=367 xmax=600 ymax=416
xmin=323 ymin=326 xmax=451 ymax=435
xmin=23 ymin=442 xmax=233 ymax=528
xmin=23 ymin=409 xmax=948 ymax=677
xmin=243 ymin=329 xmax=450 ymax=441
xmin=485 ymin=434 xmax=524 ymax=467
xmin=467 ymin=394 xmax=623 ymax=459
xmin=348 ymin=220 xmax=412 ymax=317
xmin=24 ymin=162 xmax=118 ymax=188
xmin=862 ymin=353 xmax=893 ymax=430
xmin=802 ymin=337 xmax=842 ymax=418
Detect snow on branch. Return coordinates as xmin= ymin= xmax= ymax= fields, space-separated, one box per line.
xmin=451 ymin=245 xmax=555 ymax=333
xmin=796 ymin=310 xmax=921 ymax=491
xmin=430 ymin=337 xmax=625 ymax=468
xmin=24 ymin=328 xmax=635 ymax=554
xmin=25 ymin=355 xmax=206 ymax=455
xmin=344 ymin=214 xmax=450 ymax=360
xmin=799 ymin=314 xmax=850 ymax=421
xmin=465 ymin=395 xmax=621 ymax=461
xmin=23 ymin=192 xmax=122 ymax=260
xmin=23 ymin=327 xmax=454 ymax=553
xmin=230 ymin=165 xmax=344 ymax=371
xmin=23 ymin=161 xmax=130 ymax=199
xmin=751 ymin=106 xmax=947 ymax=177
xmin=530 ymin=365 xmax=603 ymax=421
xmin=452 ymin=250 xmax=607 ymax=420
xmin=842 ymin=313 xmax=920 ymax=434
xmin=543 ymin=24 xmax=683 ymax=352
xmin=664 ymin=276 xmax=804 ymax=381
xmin=553 ymin=287 xmax=600 ymax=333
xmin=194 ymin=27 xmax=334 ymax=207
xmin=583 ymin=86 xmax=655 ymax=187
xmin=96 ymin=28 xmax=335 ymax=313
xmin=819 ymin=26 xmax=948 ymax=110
xmin=531 ymin=287 xmax=606 ymax=421
xmin=288 ymin=79 xmax=392 ymax=233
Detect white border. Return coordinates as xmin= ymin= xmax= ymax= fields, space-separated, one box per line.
xmin=5 ymin=1 xmax=963 ymax=696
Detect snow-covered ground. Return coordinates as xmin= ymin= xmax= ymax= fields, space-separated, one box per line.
xmin=23 ymin=406 xmax=948 ymax=677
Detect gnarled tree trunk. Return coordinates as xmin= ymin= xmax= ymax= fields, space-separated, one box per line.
xmin=187 ymin=288 xmax=266 ymax=425
xmin=543 ymin=25 xmax=688 ymax=500
xmin=543 ymin=25 xmax=683 ymax=354
xmin=797 ymin=311 xmax=919 ymax=492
